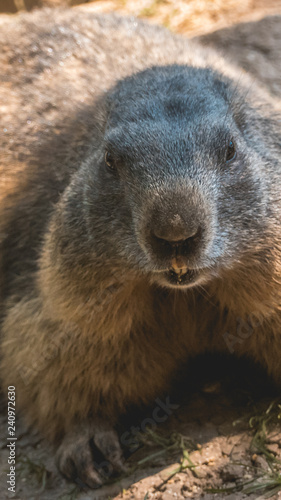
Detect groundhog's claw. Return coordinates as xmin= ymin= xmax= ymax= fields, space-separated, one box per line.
xmin=92 ymin=427 xmax=127 ymax=474
xmin=56 ymin=424 xmax=125 ymax=489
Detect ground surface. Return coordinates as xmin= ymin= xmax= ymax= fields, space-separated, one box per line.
xmin=1 ymin=359 xmax=281 ymax=499
xmin=1 ymin=0 xmax=281 ymax=38
xmin=1 ymin=1 xmax=281 ymax=500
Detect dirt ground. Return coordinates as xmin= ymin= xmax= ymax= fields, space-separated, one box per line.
xmin=1 ymin=358 xmax=281 ymax=500
xmin=1 ymin=1 xmax=281 ymax=500
xmin=1 ymin=0 xmax=281 ymax=37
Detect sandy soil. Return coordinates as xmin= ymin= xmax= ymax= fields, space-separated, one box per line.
xmin=1 ymin=0 xmax=281 ymax=37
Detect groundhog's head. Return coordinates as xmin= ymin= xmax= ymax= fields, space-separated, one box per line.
xmin=80 ymin=64 xmax=276 ymax=289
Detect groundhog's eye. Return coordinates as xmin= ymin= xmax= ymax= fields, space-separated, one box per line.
xmin=226 ymin=140 xmax=236 ymax=163
xmin=104 ymin=151 xmax=116 ymax=171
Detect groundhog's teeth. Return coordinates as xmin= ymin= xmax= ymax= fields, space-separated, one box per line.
xmin=171 ymin=258 xmax=188 ymax=275
xmin=171 ymin=266 xmax=188 ymax=275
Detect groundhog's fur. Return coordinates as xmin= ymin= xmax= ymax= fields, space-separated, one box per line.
xmin=0 ymin=8 xmax=281 ymax=487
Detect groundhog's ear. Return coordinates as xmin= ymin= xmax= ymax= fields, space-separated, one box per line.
xmin=213 ymin=78 xmax=229 ymax=100
xmin=90 ymin=97 xmax=111 ymax=138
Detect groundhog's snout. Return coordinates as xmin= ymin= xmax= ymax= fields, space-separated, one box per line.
xmin=153 ymin=213 xmax=199 ymax=243
xmin=149 ymin=213 xmax=202 ymax=263
xmin=143 ymin=189 xmax=207 ymax=267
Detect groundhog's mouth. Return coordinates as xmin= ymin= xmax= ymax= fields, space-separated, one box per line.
xmin=164 ymin=268 xmax=199 ymax=287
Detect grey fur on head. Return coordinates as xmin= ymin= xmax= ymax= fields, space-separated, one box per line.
xmin=58 ymin=62 xmax=280 ymax=289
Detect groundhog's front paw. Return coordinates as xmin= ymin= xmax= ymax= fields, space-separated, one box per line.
xmin=56 ymin=423 xmax=126 ymax=488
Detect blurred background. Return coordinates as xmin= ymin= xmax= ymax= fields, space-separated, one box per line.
xmin=1 ymin=0 xmax=281 ymax=36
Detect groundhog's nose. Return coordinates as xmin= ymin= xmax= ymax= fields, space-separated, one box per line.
xmin=153 ymin=213 xmax=198 ymax=243
xmin=148 ymin=210 xmax=203 ymax=261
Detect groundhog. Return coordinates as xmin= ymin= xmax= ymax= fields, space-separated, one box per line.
xmin=0 ymin=8 xmax=281 ymax=488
